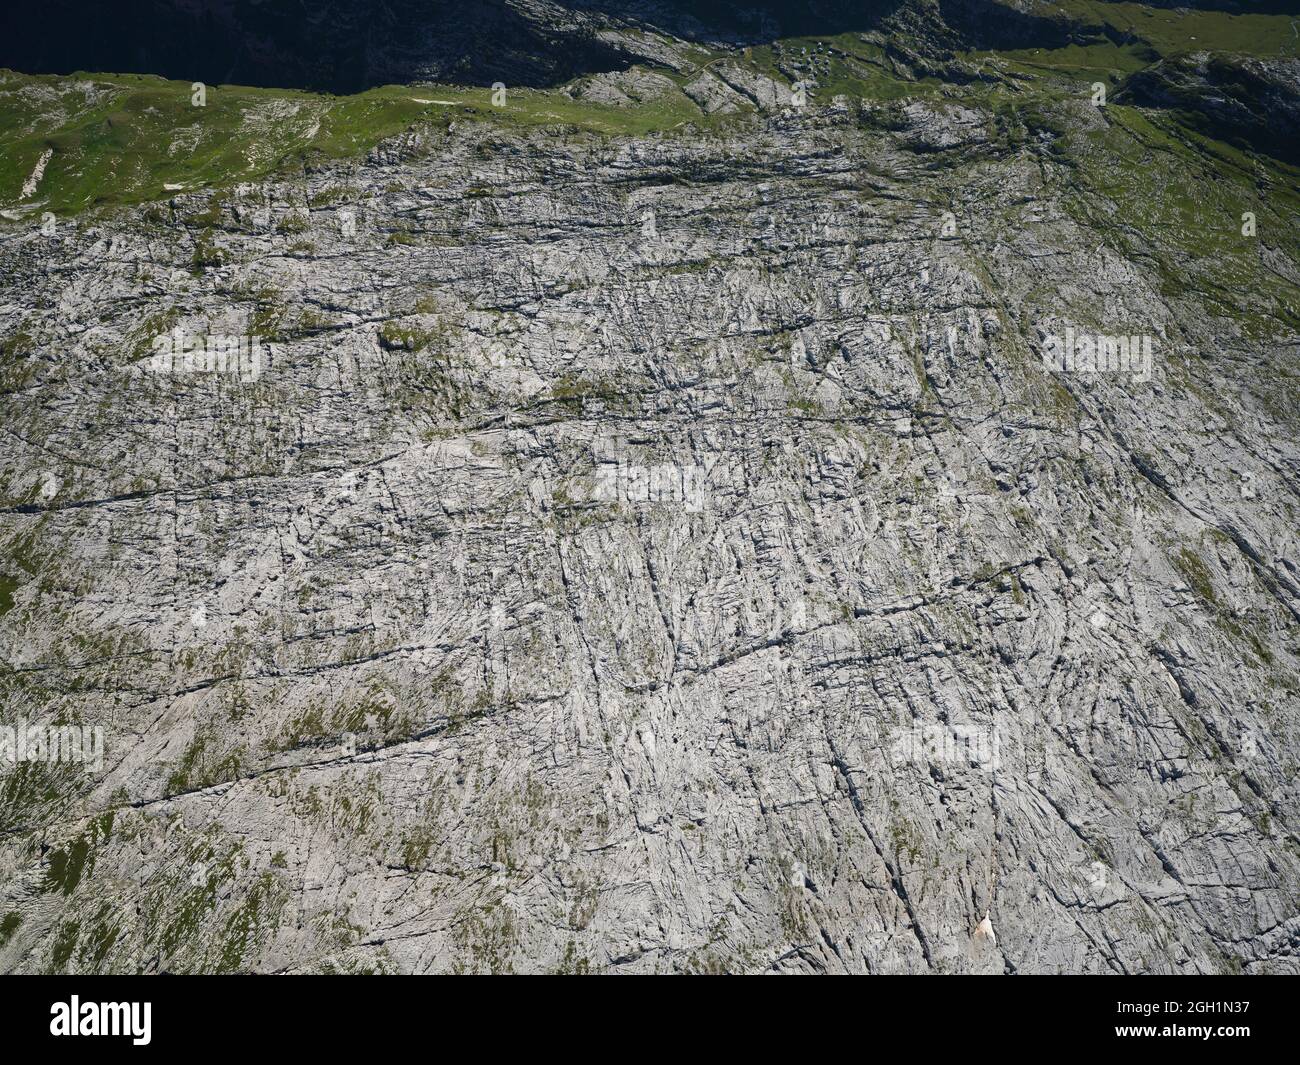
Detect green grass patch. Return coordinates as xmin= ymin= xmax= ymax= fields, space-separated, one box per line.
xmin=1173 ymin=545 xmax=1218 ymax=605
xmin=0 ymin=911 xmax=21 ymax=948
xmin=1043 ymin=2 xmax=1300 ymax=59
xmin=0 ymin=68 xmax=745 ymax=218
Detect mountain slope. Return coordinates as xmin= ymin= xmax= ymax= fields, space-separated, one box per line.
xmin=1 ymin=3 xmax=1299 ymax=974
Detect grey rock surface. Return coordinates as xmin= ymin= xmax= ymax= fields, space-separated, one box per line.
xmin=1 ymin=84 xmax=1298 ymax=974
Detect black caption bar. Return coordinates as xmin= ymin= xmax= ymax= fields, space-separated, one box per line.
xmin=0 ymin=975 xmax=1292 ymax=1054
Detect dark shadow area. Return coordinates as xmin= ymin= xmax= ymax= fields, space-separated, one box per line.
xmin=1118 ymin=52 xmax=1300 ymax=164
xmin=0 ymin=0 xmax=1096 ymax=93
xmin=0 ymin=0 xmax=633 ymax=92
